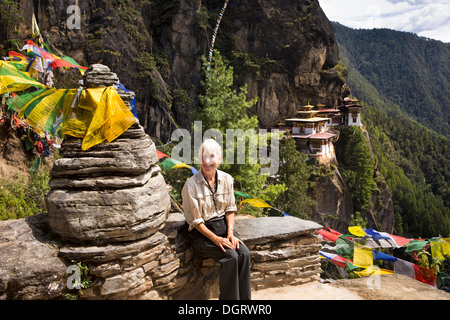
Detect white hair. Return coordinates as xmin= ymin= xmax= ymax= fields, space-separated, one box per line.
xmin=199 ymin=138 xmax=222 ymax=164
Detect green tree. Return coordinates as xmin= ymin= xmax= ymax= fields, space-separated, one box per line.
xmin=195 ymin=50 xmax=284 ymax=215
xmin=350 ymin=211 xmax=368 ymax=228
xmin=272 ymin=133 xmax=319 ymax=219
xmin=0 ymin=0 xmax=23 ymax=57
xmin=338 ymin=126 xmax=376 ymax=212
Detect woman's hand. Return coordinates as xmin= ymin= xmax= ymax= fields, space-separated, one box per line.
xmin=212 ymin=235 xmax=235 ymax=252
xmin=228 ymin=233 xmax=242 ymax=250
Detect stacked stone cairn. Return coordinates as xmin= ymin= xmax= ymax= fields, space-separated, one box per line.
xmin=46 ymin=64 xmax=188 ymax=299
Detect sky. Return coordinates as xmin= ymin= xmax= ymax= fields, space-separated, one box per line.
xmin=318 ymin=0 xmax=450 ymax=43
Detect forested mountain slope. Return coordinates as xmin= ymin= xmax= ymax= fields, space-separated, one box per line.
xmin=332 ymin=22 xmax=450 ymax=237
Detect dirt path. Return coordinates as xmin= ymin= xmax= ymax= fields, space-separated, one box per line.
xmin=251 ymin=274 xmax=450 ymax=300
xmin=252 ymin=281 xmax=362 ymax=300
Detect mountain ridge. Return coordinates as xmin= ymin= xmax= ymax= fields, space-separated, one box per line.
xmin=331 ymin=21 xmax=450 ymax=138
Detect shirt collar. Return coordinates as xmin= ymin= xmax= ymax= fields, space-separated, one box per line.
xmin=196 ymin=168 xmax=224 ymax=185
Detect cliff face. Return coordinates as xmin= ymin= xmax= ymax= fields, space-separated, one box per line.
xmin=18 ymin=0 xmax=345 ymax=139
xmin=217 ymin=0 xmax=345 ymax=126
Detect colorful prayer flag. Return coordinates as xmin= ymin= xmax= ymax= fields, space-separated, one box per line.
xmin=372 ymin=250 xmax=398 ymax=262
xmin=326 ymin=226 xmax=343 ymax=236
xmin=353 ymin=243 xmax=373 ymax=268
xmin=156 ymin=150 xmax=169 ymax=160
xmin=430 ymin=238 xmax=450 ymax=262
xmin=319 ymin=251 xmax=353 ymax=268
xmin=172 ymin=162 xmax=193 ymax=170
xmin=241 ymin=198 xmax=271 ymax=208
xmin=348 ymin=226 xmax=366 ymax=237
xmin=233 ymin=190 xmax=253 ymax=199
xmin=0 ymin=60 xmax=45 ymax=94
xmin=354 ymin=265 xmax=394 ymax=277
xmin=388 ymin=234 xmax=412 ymax=248
xmin=394 ymin=259 xmax=415 ymax=278
xmin=317 ymin=229 xmax=340 ymax=242
xmin=364 ymin=228 xmax=392 ymax=241
xmin=160 ymin=157 xmax=183 ymax=171
xmin=414 ymin=264 xmax=436 ymax=287
xmin=405 ymin=240 xmax=429 ymax=253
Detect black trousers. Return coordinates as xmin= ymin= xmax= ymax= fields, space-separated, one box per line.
xmin=190 ymin=227 xmax=252 ymax=300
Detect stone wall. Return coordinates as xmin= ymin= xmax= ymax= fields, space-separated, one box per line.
xmin=0 ymin=211 xmax=322 ymax=300
xmin=57 ymin=212 xmax=323 ymax=300
xmin=241 ymin=217 xmax=323 ymax=291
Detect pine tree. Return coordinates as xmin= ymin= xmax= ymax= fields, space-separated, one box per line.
xmin=272 ymin=134 xmax=319 ymax=219
xmin=339 ymin=126 xmax=376 ymax=212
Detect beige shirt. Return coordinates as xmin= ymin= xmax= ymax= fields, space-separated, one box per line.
xmin=181 ymin=169 xmax=237 ymax=231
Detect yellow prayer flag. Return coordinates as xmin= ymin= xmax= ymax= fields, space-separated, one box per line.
xmin=0 ymin=61 xmax=45 ymax=94
xmin=430 ymin=238 xmax=450 ymax=262
xmin=241 ymin=198 xmax=271 ymax=208
xmin=172 ymin=163 xmax=192 ymax=170
xmin=62 ymin=87 xmax=136 ymax=150
xmin=348 ymin=226 xmax=366 ymax=237
xmin=20 ymin=88 xmax=67 ymax=134
xmin=32 ymin=13 xmax=40 ymax=38
xmin=354 ymin=265 xmax=394 ymax=277
xmin=353 ymin=243 xmax=373 ymax=268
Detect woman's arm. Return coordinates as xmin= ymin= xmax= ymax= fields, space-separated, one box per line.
xmin=226 ymin=212 xmax=242 ymax=250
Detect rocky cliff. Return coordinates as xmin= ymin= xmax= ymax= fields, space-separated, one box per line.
xmin=215 ymin=0 xmax=345 ymax=126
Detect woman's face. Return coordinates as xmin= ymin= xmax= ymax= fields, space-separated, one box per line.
xmin=201 ymin=149 xmax=221 ymax=176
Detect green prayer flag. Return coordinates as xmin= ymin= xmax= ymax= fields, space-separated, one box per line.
xmin=405 ymin=240 xmax=428 ymax=253
xmin=234 ymin=190 xmax=253 ymax=199
xmin=346 ymin=261 xmax=361 ymax=271
xmin=335 ymin=236 xmax=354 ymax=257
xmin=160 ymin=157 xmax=182 ymax=171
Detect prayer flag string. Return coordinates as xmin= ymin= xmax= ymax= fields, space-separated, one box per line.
xmin=207 ymin=0 xmax=230 ymax=65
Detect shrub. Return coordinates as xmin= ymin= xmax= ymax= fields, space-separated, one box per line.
xmin=0 ymin=169 xmax=50 ymax=220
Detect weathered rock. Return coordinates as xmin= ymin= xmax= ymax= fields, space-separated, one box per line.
xmin=50 ymin=124 xmax=158 ymax=178
xmin=47 ymin=173 xmax=169 ymax=243
xmin=100 ymin=267 xmax=146 ymax=296
xmin=235 ymin=216 xmax=323 ymax=245
xmin=1 ymin=212 xmax=335 ymax=300
xmin=236 ymin=217 xmax=323 ymax=291
xmin=83 ymin=64 xmax=119 ymax=88
xmin=59 ymin=231 xmax=168 ymax=263
xmin=0 ymin=214 xmax=67 ymax=300
xmin=310 ymin=168 xmax=354 ymax=232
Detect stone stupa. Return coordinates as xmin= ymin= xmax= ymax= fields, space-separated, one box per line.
xmin=46 ymin=64 xmax=170 ymax=244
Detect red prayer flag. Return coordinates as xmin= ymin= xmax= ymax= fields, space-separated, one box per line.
xmin=414 ymin=264 xmax=437 ymax=287
xmin=50 ymin=59 xmax=88 ymax=71
xmin=326 ymin=226 xmax=343 ymax=235
xmin=8 ymin=51 xmax=27 ymax=60
xmin=156 ymin=149 xmax=169 ymax=160
xmin=389 ymin=234 xmax=412 ymax=247
xmin=317 ymin=229 xmax=340 ymax=242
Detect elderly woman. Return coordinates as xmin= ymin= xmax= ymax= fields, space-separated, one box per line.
xmin=181 ymin=138 xmax=251 ymax=300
